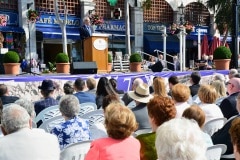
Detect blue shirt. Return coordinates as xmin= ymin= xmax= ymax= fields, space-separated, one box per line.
xmin=51 ymin=116 xmax=91 ymax=150
xmin=74 ymin=91 xmax=96 ymax=104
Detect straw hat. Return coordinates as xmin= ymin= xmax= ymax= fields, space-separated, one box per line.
xmin=128 ymin=83 xmax=153 ymax=103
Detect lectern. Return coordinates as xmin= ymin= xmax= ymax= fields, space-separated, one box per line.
xmin=83 ymin=33 xmax=109 ymax=73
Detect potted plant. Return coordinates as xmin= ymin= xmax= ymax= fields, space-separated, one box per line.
xmin=3 ymin=51 xmax=20 ymax=75
xmin=129 ymin=53 xmax=142 ymax=72
xmin=213 ymin=46 xmax=232 ymax=70
xmin=55 ymin=53 xmax=70 ymax=74
xmin=107 ymin=53 xmax=113 ymax=72
xmin=27 ymin=9 xmax=40 ymax=23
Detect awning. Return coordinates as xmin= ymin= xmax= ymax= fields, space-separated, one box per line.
xmin=0 ymin=26 xmax=25 ymax=33
xmin=36 ymin=27 xmax=80 ymax=40
xmin=144 ymin=34 xmax=180 ymax=54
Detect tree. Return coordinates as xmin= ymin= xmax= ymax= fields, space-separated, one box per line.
xmin=54 ymin=0 xmax=68 ymax=55
xmin=206 ymin=0 xmax=232 ymax=45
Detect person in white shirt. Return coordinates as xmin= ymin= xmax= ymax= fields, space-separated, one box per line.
xmin=0 ymin=104 xmax=60 ymax=160
xmin=171 ymin=83 xmax=191 ymax=118
xmin=198 ymin=84 xmax=224 ymax=123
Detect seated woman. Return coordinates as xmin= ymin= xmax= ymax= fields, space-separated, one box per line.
xmin=152 ymin=77 xmax=168 ymax=97
xmin=90 ymin=94 xmax=121 ymax=140
xmin=136 ymin=96 xmax=176 ymax=160
xmin=109 ymin=78 xmax=124 ymax=94
xmin=210 ymin=80 xmax=227 ymax=106
xmin=155 ymin=118 xmax=207 ymax=160
xmin=96 ymin=77 xmax=117 ymax=109
xmin=171 ymin=83 xmax=191 ymax=118
xmin=85 ymin=103 xmax=140 ymax=160
xmin=198 ymin=84 xmax=224 ymax=123
xmin=182 ymin=105 xmax=213 ymax=147
xmin=51 ymin=95 xmax=90 ymax=150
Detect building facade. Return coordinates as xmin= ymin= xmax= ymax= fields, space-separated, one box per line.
xmin=0 ymin=0 xmax=214 ymax=66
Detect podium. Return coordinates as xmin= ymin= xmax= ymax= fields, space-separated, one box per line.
xmin=83 ymin=33 xmax=109 ymax=73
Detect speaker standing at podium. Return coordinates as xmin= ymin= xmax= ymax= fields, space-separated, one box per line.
xmin=79 ymin=17 xmax=94 ymax=61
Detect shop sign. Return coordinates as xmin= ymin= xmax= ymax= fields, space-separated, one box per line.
xmin=190 ymin=26 xmax=210 ymax=35
xmin=96 ymin=20 xmax=125 ymax=32
xmin=0 ymin=11 xmax=19 ymax=26
xmin=36 ymin=14 xmax=81 ymax=27
xmin=144 ymin=22 xmax=166 ymax=33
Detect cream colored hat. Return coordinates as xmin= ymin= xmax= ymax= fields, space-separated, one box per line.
xmin=128 ymin=83 xmax=153 ymax=103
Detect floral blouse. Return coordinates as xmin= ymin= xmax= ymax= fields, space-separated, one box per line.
xmin=51 ymin=116 xmax=91 ymax=150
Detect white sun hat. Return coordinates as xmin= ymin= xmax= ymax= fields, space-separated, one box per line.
xmin=128 ymin=83 xmax=153 ymax=103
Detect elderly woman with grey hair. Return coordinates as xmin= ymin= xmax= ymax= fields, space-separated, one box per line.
xmin=155 ymin=118 xmax=207 ymax=160
xmin=51 ymin=95 xmax=91 ymax=150
xmin=14 ymin=98 xmax=37 ymax=128
xmin=14 ymin=98 xmax=36 ymax=118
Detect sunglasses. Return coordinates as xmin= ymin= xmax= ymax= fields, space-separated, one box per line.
xmin=226 ymin=82 xmax=232 ymax=85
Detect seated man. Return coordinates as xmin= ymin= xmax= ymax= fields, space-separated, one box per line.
xmin=196 ymin=60 xmax=207 ymax=70
xmin=0 ymin=104 xmax=60 ymax=160
xmin=74 ymin=78 xmax=96 ymax=104
xmin=212 ymin=92 xmax=240 ymax=159
xmin=0 ymin=84 xmax=19 ymax=105
xmin=86 ymin=77 xmax=96 ymax=94
xmin=122 ymin=77 xmax=143 ymax=106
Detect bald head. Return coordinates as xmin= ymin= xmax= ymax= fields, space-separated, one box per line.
xmin=227 ymin=78 xmax=240 ymax=95
xmin=132 ymin=78 xmax=144 ymax=91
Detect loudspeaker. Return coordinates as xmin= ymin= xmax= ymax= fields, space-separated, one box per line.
xmin=151 ymin=61 xmax=163 ymax=72
xmin=71 ymin=62 xmax=98 ymax=74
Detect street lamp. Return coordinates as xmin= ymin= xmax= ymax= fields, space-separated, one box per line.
xmin=178 ymin=2 xmax=185 ymax=25
xmin=178 ymin=2 xmax=186 ymax=71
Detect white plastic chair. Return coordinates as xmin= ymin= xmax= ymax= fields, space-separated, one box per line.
xmin=203 ymin=117 xmax=227 ymax=136
xmin=60 ymin=140 xmax=92 ymax=160
xmin=34 ymin=105 xmax=61 ymax=124
xmin=38 ymin=115 xmax=65 ymax=132
xmin=115 ymin=51 xmax=123 ymax=60
xmin=221 ymin=154 xmax=235 ymax=159
xmin=81 ymin=109 xmax=104 ymax=126
xmin=79 ymin=103 xmax=94 ymax=117
xmin=133 ymin=128 xmax=152 ymax=137
xmin=206 ymin=144 xmax=227 ymax=160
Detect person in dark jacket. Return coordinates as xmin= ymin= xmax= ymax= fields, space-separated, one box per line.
xmin=34 ymin=80 xmax=58 ymax=116
xmin=0 ymin=84 xmax=19 ymax=105
xmin=212 ymin=92 xmax=240 ymax=160
xmin=189 ymin=71 xmax=201 ymax=97
xmin=219 ymin=78 xmax=240 ymax=119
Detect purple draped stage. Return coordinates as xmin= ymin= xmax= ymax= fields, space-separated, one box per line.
xmin=0 ymin=70 xmax=229 ymax=92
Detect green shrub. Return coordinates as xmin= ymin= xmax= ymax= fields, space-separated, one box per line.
xmin=129 ymin=53 xmax=142 ymax=63
xmin=55 ymin=53 xmax=69 ymax=63
xmin=108 ymin=53 xmax=112 ymax=63
xmin=3 ymin=51 xmax=20 ymax=63
xmin=213 ymin=46 xmax=232 ymax=59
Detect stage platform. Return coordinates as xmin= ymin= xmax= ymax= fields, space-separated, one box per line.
xmin=0 ymin=70 xmax=229 ymax=102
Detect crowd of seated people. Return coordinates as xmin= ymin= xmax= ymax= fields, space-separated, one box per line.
xmin=1 ymin=69 xmax=240 ymax=159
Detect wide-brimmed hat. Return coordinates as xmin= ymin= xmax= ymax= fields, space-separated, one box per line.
xmin=128 ymin=83 xmax=153 ymax=103
xmin=38 ymin=80 xmax=55 ymax=90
